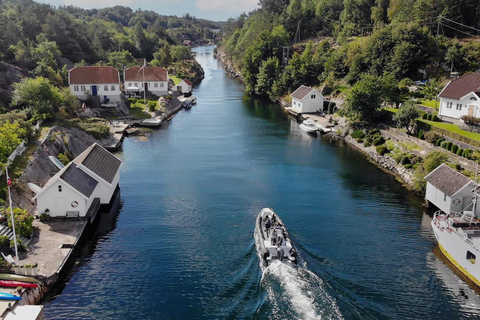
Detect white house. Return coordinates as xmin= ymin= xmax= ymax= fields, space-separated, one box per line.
xmin=175 ymin=79 xmax=192 ymax=94
xmin=438 ymin=73 xmax=480 ymax=123
xmin=124 ymin=67 xmax=168 ymax=96
xmin=33 ymin=143 xmax=121 ymax=218
xmin=425 ymin=163 xmax=479 ymax=215
xmin=289 ymin=85 xmax=325 ymax=114
xmin=69 ymin=66 xmax=122 ymax=103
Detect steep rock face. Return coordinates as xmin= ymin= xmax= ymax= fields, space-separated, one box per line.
xmin=11 ymin=126 xmax=107 ymax=213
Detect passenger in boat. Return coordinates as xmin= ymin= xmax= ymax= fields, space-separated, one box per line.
xmin=265 ymin=218 xmax=271 ymax=236
xmin=271 ymin=214 xmax=277 ymax=224
xmin=277 ymin=247 xmax=284 ymax=261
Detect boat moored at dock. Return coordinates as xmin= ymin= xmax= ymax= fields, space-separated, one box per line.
xmin=254 ymin=208 xmax=297 ymax=265
xmin=299 ymin=119 xmax=319 ymax=134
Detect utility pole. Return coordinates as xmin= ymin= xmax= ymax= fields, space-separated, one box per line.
xmin=5 ymin=167 xmax=19 ymax=265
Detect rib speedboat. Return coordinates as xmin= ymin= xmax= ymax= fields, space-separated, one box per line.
xmin=299 ymin=119 xmax=318 ymax=134
xmin=254 ymin=208 xmax=297 ymax=265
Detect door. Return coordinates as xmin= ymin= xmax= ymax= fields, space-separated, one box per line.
xmin=54 ymin=197 xmax=65 ymax=216
xmin=92 ymin=85 xmax=97 ymax=96
xmin=145 ymin=82 xmax=148 ymax=92
xmin=177 ymin=86 xmax=182 ymax=93
xmin=469 ymin=105 xmax=475 ymax=117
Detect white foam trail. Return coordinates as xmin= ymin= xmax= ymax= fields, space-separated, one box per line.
xmin=262 ymin=261 xmax=343 ymax=320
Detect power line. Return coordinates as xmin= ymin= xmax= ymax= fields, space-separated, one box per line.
xmin=439 ymin=16 xmax=480 ymax=33
xmin=439 ymin=22 xmax=480 ymax=38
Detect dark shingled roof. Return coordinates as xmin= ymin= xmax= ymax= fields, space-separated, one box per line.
xmin=81 ymin=144 xmax=121 ymax=184
xmin=291 ymin=85 xmax=315 ymax=100
xmin=124 ymin=67 xmax=167 ymax=82
xmin=69 ymin=66 xmax=120 ymax=84
xmin=425 ymin=163 xmax=472 ymax=197
xmin=438 ymin=73 xmax=480 ymax=100
xmin=61 ymin=165 xmax=98 ymax=198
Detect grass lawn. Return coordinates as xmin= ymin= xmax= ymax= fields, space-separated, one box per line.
xmin=129 ymin=105 xmax=151 ymax=119
xmin=169 ymin=74 xmax=182 ymax=85
xmin=420 ymin=119 xmax=480 ymax=142
xmin=419 ymin=99 xmax=437 ymax=109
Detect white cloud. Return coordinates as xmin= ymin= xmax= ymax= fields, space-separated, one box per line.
xmin=195 ymin=0 xmax=257 ymax=12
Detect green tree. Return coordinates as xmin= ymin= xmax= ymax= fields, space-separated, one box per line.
xmin=423 ymin=151 xmax=449 ymax=173
xmin=393 ymin=101 xmax=420 ymax=134
xmin=4 ymin=207 xmax=34 ymax=238
xmin=344 ymin=75 xmax=384 ymax=124
xmin=0 ymin=121 xmax=26 ymax=168
xmin=255 ymin=57 xmax=280 ymax=100
xmin=107 ymin=50 xmax=137 ymax=72
xmin=11 ymin=77 xmax=62 ymax=120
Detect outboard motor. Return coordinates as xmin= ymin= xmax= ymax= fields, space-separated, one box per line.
xmin=277 ymin=248 xmax=284 ymax=261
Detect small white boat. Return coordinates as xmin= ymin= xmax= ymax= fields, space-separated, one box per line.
xmin=140 ymin=118 xmax=162 ymax=127
xmin=254 ymin=208 xmax=297 ymax=265
xmin=299 ymin=119 xmax=318 ymax=134
xmin=125 ymin=127 xmax=138 ymax=135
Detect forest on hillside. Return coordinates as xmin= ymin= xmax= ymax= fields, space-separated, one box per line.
xmin=221 ymin=0 xmax=480 ymax=106
xmin=0 ymin=0 xmax=222 ymax=110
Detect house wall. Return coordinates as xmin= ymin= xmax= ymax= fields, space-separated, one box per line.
xmin=426 ymin=182 xmax=451 ymax=214
xmin=125 ymin=81 xmax=168 ymax=96
xmin=291 ymin=99 xmax=303 ymax=113
xmin=291 ymin=93 xmax=324 ymax=114
xmin=70 ymin=84 xmax=121 ymax=102
xmin=439 ymin=94 xmax=480 ymax=120
xmin=36 ymin=181 xmax=91 ymax=217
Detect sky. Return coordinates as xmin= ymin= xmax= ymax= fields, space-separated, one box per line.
xmin=35 ymin=0 xmax=258 ymax=21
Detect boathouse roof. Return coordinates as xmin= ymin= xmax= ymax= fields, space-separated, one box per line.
xmin=183 ymin=79 xmax=192 ymax=86
xmin=69 ymin=66 xmax=120 ymax=84
xmin=438 ymin=73 xmax=480 ymax=100
xmin=124 ymin=67 xmax=168 ymax=82
xmin=75 ymin=144 xmax=121 ymax=184
xmin=60 ymin=165 xmax=98 ymax=197
xmin=290 ymin=85 xmax=322 ymax=101
xmin=424 ymin=163 xmax=472 ymax=197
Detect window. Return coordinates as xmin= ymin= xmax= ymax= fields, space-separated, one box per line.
xmin=154 ymin=83 xmax=158 ymax=87
xmin=58 ymin=185 xmax=62 ymax=193
xmin=104 ymin=85 xmax=108 ymax=91
xmin=455 ymin=103 xmax=462 ymax=110
xmin=444 ymin=193 xmax=446 ymax=201
xmin=74 ymin=86 xmax=79 ymax=92
xmin=311 ymin=94 xmax=316 ymax=99
xmin=293 ymin=101 xmax=296 ymax=106
xmin=128 ymin=83 xmax=132 ymax=87
xmin=470 ymin=96 xmax=477 ymax=101
xmin=134 ymin=83 xmax=138 ymax=87
xmin=111 ymin=85 xmax=115 ymax=91
xmin=467 ymin=251 xmax=476 ymax=264
xmin=81 ymin=85 xmax=86 ymax=91
xmin=160 ymin=83 xmax=164 ymax=87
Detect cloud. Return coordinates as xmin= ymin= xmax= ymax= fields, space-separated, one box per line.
xmin=195 ymin=0 xmax=257 ymax=12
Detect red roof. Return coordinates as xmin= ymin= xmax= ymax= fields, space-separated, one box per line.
xmin=183 ymin=79 xmax=192 ymax=86
xmin=124 ymin=67 xmax=168 ymax=82
xmin=439 ymin=73 xmax=480 ymax=100
xmin=69 ymin=66 xmax=120 ymax=84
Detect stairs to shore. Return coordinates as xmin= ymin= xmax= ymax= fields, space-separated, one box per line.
xmin=0 ymin=224 xmax=31 ymax=247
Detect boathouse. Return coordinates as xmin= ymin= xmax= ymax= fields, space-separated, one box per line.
xmin=424 ymin=163 xmax=479 ymax=215
xmin=175 ymin=79 xmax=192 ymax=95
xmin=33 ymin=143 xmax=121 ymax=218
xmin=289 ymin=85 xmax=325 ymax=114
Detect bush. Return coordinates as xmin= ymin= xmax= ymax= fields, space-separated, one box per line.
xmin=440 ymin=141 xmax=448 ymax=149
xmin=451 ymin=145 xmax=458 ymax=154
xmin=400 ymin=156 xmax=411 ymax=165
xmin=432 ymin=114 xmax=439 ymax=121
xmin=424 ymin=131 xmax=441 ymax=144
xmin=463 ymin=149 xmax=473 ymax=159
xmin=417 ymin=129 xmax=425 ymax=140
xmin=351 ymin=130 xmax=365 ymax=139
xmin=57 ymin=153 xmax=70 ymax=165
xmin=394 ymin=153 xmax=405 ymax=163
xmin=457 ymin=148 xmax=464 ymax=156
xmin=368 ymin=129 xmax=380 ymax=136
xmin=455 ymin=164 xmax=462 ymax=170
xmin=422 ymin=113 xmax=428 ymax=119
xmin=10 ymin=239 xmax=25 ymax=252
xmin=364 ymin=141 xmax=371 ymax=147
xmin=356 ymin=138 xmax=364 ymax=143
xmin=436 ymin=137 xmax=444 ymax=146
xmin=427 ymin=114 xmax=433 ymax=120
xmin=3 ymin=208 xmax=34 ymax=238
xmin=404 ymin=164 xmax=413 ymax=169
xmin=410 ymin=156 xmax=423 ymax=164
xmin=373 ymin=136 xmax=385 ymax=146
xmin=376 ymin=145 xmax=390 ymax=155
xmin=446 ymin=141 xmax=453 ymax=151
xmin=0 ymin=236 xmax=9 ymax=249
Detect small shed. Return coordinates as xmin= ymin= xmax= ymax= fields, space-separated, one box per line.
xmin=175 ymin=79 xmax=192 ymax=94
xmin=425 ymin=163 xmax=478 ymax=215
xmin=290 ymin=85 xmax=325 ymax=114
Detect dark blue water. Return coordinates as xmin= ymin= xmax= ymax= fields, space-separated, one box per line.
xmin=44 ymin=46 xmax=480 ymax=319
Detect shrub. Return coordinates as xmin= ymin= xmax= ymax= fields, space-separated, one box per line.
xmin=351 ymin=130 xmax=365 ymax=139
xmin=376 ymin=145 xmax=390 ymax=155
xmin=436 ymin=138 xmax=444 ymax=146
xmin=356 ymin=138 xmax=364 ymax=143
xmin=10 ymin=239 xmax=25 ymax=252
xmin=0 ymin=236 xmax=9 ymax=249
xmin=455 ymin=164 xmax=462 ymax=170
xmin=404 ymin=164 xmax=413 ymax=169
xmin=410 ymin=156 xmax=423 ymax=164
xmin=423 ymin=152 xmax=449 ymax=173
xmin=424 ymin=131 xmax=441 ymax=144
xmin=417 ymin=129 xmax=425 ymax=140
xmin=400 ymin=156 xmax=411 ymax=165
xmin=427 ymin=114 xmax=433 ymax=120
xmin=457 ymin=148 xmax=464 ymax=156
xmin=3 ymin=208 xmax=34 ymax=238
xmin=440 ymin=141 xmax=448 ymax=149
xmin=422 ymin=113 xmax=428 ymax=119
xmin=451 ymin=145 xmax=458 ymax=154
xmin=432 ymin=114 xmax=439 ymax=121
xmin=364 ymin=141 xmax=371 ymax=147
xmin=463 ymin=149 xmax=473 ymax=159
xmin=373 ymin=136 xmax=385 ymax=146
xmin=394 ymin=153 xmax=405 ymax=163
xmin=446 ymin=141 xmax=453 ymax=151
xmin=57 ymin=153 xmax=70 ymax=165
xmin=368 ymin=129 xmax=380 ymax=136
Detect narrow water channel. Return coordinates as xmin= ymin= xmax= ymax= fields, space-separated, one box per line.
xmin=44 ymin=46 xmax=480 ymax=319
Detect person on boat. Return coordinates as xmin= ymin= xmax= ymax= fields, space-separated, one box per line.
xmin=277 ymin=247 xmax=284 ymax=261
xmin=265 ymin=218 xmax=271 ymax=236
xmin=271 ymin=214 xmax=277 ymax=224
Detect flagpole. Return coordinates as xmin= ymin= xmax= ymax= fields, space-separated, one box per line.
xmin=143 ymin=60 xmax=146 ymax=106
xmin=5 ymin=166 xmax=19 ymax=265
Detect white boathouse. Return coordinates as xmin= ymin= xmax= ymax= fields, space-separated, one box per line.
xmin=425 ymin=163 xmax=479 ymax=215
xmin=289 ymin=85 xmax=325 ymax=114
xmin=33 ymin=143 xmax=121 ymax=218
